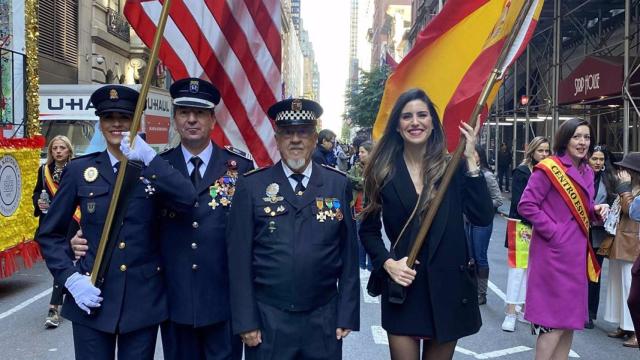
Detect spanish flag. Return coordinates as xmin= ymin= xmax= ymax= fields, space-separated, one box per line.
xmin=373 ymin=0 xmax=544 ymax=151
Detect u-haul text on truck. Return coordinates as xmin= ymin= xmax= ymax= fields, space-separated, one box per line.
xmin=39 ymin=84 xmax=173 ymax=156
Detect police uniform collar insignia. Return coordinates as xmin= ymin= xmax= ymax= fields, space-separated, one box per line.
xmin=264 ymin=183 xmax=284 ymax=203
xmin=84 ymin=167 xmax=99 ymax=182
xmin=189 ymin=80 xmax=199 ymax=93
xmin=109 ymin=89 xmax=119 ymax=101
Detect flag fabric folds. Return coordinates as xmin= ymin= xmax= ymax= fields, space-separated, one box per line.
xmin=373 ymin=0 xmax=544 ymax=151
xmin=124 ymin=0 xmax=282 ymax=166
xmin=506 ymin=218 xmax=531 ymax=268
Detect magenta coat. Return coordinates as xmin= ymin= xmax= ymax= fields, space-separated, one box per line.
xmin=518 ymin=153 xmax=596 ymax=330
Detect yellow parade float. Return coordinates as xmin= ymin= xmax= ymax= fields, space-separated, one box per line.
xmin=0 ymin=0 xmax=44 ymax=278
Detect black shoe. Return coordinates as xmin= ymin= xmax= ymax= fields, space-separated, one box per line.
xmin=584 ymin=319 xmax=594 ymax=329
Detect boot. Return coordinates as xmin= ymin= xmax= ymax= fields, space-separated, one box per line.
xmin=477 ymin=267 xmax=489 ymax=305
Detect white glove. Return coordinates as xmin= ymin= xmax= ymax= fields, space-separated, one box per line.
xmin=65 ymin=272 xmax=102 ymax=314
xmin=120 ymin=132 xmax=156 ymax=165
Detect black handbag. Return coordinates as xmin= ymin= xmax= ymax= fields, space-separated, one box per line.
xmin=366 ymin=195 xmax=422 ymax=303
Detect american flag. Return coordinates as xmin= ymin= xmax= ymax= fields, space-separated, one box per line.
xmin=124 ymin=0 xmax=282 ymax=166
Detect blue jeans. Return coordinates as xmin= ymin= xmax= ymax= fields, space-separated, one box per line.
xmin=356 ymin=220 xmax=372 ymax=270
xmin=466 ymin=222 xmax=494 ymax=269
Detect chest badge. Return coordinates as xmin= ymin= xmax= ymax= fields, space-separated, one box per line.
xmin=87 ymin=201 xmax=96 ymax=214
xmin=263 ymin=183 xmax=284 ymax=204
xmin=83 ymin=167 xmax=98 ymax=183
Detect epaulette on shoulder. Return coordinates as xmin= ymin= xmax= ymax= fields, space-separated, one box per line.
xmin=159 ymin=146 xmax=175 ymax=155
xmin=71 ymin=151 xmax=101 ymax=162
xmin=224 ymin=145 xmax=253 ymax=161
xmin=158 ymin=146 xmax=176 ymax=157
xmin=321 ymin=164 xmax=347 ymax=176
xmin=243 ymin=167 xmax=267 ymax=176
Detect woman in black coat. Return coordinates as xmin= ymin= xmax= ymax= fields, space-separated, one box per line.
xmin=359 ymin=88 xmax=493 ymax=359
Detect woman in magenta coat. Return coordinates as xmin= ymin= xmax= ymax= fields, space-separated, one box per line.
xmin=518 ymin=118 xmax=609 ymax=360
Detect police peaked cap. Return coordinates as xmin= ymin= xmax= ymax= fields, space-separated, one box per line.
xmin=170 ymin=77 xmax=221 ymax=109
xmin=267 ymin=98 xmax=323 ymax=127
xmin=90 ymin=85 xmax=139 ymax=116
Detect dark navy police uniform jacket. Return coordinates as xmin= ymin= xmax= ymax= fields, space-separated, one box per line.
xmin=157 ymin=144 xmax=253 ymax=327
xmin=37 ymin=151 xmax=196 ymax=334
xmin=226 ymin=162 xmax=360 ymax=335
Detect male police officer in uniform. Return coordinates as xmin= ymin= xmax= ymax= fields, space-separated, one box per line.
xmin=37 ymin=85 xmax=196 ymax=359
xmin=226 ymin=98 xmax=360 ymax=360
xmin=157 ymin=78 xmax=253 ymax=359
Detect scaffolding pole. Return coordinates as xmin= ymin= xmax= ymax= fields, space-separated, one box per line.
xmin=513 ymin=61 xmax=518 ymax=165
xmin=525 ymin=45 xmax=531 ymax=144
xmin=624 ymin=0 xmax=631 ymax=155
xmin=551 ymin=0 xmax=561 ymax=141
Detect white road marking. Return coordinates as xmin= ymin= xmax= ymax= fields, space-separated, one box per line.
xmin=360 ymin=270 xmax=380 ymax=304
xmin=0 ymin=288 xmax=52 ymax=320
xmin=569 ymin=349 xmax=580 ymax=358
xmin=488 ymin=280 xmax=507 ymax=302
xmin=486 ymin=281 xmax=580 ymax=358
xmin=371 ymin=325 xmax=388 ymax=345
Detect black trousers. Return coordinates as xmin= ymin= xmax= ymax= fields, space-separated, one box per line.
xmin=588 ymin=252 xmax=606 ymax=320
xmin=244 ymin=298 xmax=342 ymax=360
xmin=50 ymin=281 xmax=64 ymax=306
xmin=497 ymin=167 xmax=510 ymax=191
xmin=161 ymin=320 xmax=242 ymax=360
xmin=72 ymin=322 xmax=158 ymax=360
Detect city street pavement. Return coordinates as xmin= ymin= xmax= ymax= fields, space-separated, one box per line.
xmin=1 ymin=196 xmax=639 ymax=359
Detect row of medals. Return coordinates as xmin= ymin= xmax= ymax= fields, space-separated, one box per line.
xmin=316 ymin=197 xmax=343 ymax=222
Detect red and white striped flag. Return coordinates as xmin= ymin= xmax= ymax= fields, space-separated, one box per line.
xmin=124 ymin=0 xmax=282 ymax=166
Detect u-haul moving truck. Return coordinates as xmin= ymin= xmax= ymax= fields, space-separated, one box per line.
xmin=39 ymin=84 xmax=173 ymax=156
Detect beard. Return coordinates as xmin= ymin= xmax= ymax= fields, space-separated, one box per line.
xmin=285 ymin=158 xmax=307 ymax=172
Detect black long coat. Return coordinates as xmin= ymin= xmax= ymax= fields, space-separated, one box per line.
xmin=359 ymin=158 xmax=493 ymax=342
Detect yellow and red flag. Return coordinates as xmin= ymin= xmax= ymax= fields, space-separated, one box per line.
xmin=373 ymin=0 xmax=544 ymax=151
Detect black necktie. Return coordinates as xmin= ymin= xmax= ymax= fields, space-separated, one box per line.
xmin=190 ymin=157 xmax=203 ymax=188
xmin=290 ymin=173 xmax=306 ymax=196
xmin=113 ymin=162 xmax=120 ymax=174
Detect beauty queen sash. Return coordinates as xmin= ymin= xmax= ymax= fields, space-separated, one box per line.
xmin=535 ymin=157 xmax=601 ymax=282
xmin=44 ymin=165 xmax=81 ymax=223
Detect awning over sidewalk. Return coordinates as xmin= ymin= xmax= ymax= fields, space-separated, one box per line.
xmin=558 ymin=56 xmax=640 ymax=105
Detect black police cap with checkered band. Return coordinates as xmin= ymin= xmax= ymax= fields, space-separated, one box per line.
xmin=267 ymin=98 xmax=323 ymax=127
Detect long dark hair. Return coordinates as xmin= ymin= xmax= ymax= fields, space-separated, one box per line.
xmin=475 ymin=145 xmax=491 ymax=171
xmin=361 ymin=88 xmax=448 ymax=219
xmin=553 ymin=118 xmax=594 ymax=159
xmin=591 ymin=145 xmax=617 ymax=204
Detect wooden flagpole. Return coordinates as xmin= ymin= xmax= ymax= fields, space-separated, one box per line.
xmin=91 ymin=0 xmax=173 ymax=285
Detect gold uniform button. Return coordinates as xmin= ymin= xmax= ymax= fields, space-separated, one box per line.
xmin=120 ymin=265 xmax=127 ymax=272
xmin=119 ymin=242 xmax=126 ymax=249
xmin=192 ymin=264 xmax=198 ymax=270
xmin=192 ymin=221 xmax=199 ymax=229
xmin=191 ymin=243 xmax=198 ymax=250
